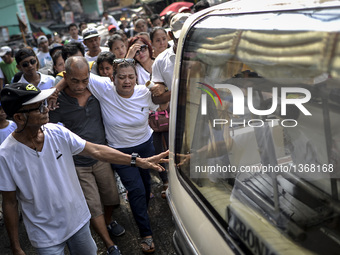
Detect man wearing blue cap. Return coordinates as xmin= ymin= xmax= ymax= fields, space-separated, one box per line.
xmin=0 ymin=83 xmax=167 ymax=255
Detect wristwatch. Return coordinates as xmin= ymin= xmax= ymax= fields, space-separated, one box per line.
xmin=131 ymin=152 xmax=140 ymax=167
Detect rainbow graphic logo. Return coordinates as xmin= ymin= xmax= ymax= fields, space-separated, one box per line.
xmin=197 ymin=82 xmax=222 ymax=115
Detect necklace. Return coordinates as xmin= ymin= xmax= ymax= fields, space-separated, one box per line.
xmin=30 ymin=136 xmax=40 ymax=158
xmin=30 ymin=131 xmax=42 ymax=158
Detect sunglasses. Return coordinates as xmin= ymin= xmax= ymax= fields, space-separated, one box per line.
xmin=113 ymin=58 xmax=135 ymax=65
xmin=18 ymin=99 xmax=48 ymax=114
xmin=135 ymin=45 xmax=148 ymax=56
xmin=21 ymin=58 xmax=37 ymax=68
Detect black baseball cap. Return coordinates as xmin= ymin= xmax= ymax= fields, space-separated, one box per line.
xmin=0 ymin=83 xmax=55 ymax=117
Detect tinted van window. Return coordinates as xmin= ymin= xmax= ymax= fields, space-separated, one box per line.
xmin=175 ymin=8 xmax=340 ymax=254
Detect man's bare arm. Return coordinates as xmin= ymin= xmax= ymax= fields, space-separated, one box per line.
xmin=152 ymin=91 xmax=171 ymax=105
xmin=79 ymin=142 xmax=169 ymax=172
xmin=2 ymin=191 xmax=26 ymax=255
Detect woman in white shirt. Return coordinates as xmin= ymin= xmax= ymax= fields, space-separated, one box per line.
xmin=150 ymin=27 xmax=169 ymax=59
xmin=126 ymin=36 xmax=153 ymax=85
xmin=87 ymin=58 xmax=159 ymax=254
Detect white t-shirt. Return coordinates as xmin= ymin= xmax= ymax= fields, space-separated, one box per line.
xmin=84 ymin=47 xmax=109 ymax=62
xmin=0 ymin=67 xmax=4 ymax=79
xmin=151 ymin=45 xmax=176 ymax=91
xmin=36 ymin=51 xmax=52 ymax=68
xmin=88 ymin=74 xmax=158 ymax=148
xmin=69 ymin=35 xmax=83 ymax=43
xmin=69 ymin=36 xmax=86 ymax=51
xmin=0 ymin=120 xmax=16 ymax=144
xmin=136 ymin=63 xmax=150 ymax=85
xmin=18 ymin=72 xmax=55 ymax=90
xmin=101 ymin=15 xmax=119 ymax=28
xmin=0 ymin=123 xmax=90 ymax=248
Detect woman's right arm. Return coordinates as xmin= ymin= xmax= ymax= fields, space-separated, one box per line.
xmin=48 ymin=78 xmax=66 ymax=110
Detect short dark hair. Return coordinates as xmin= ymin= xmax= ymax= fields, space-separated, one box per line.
xmin=79 ymin=22 xmax=87 ymax=29
xmin=150 ymin=14 xmax=161 ymax=24
xmin=68 ymin=23 xmax=78 ymax=31
xmin=193 ymin=0 xmax=210 ymax=13
xmin=150 ymin=27 xmax=167 ymax=42
xmin=113 ymin=59 xmax=136 ymax=78
xmin=61 ymin=42 xmax=85 ymax=61
xmin=96 ymin=51 xmax=115 ymax=73
xmin=15 ymin=48 xmax=36 ymax=65
xmin=107 ymin=34 xmax=125 ymax=51
xmin=52 ymin=50 xmax=63 ymax=76
xmin=114 ymin=30 xmax=128 ymax=40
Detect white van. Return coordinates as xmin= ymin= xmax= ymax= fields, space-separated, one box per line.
xmin=167 ymin=1 xmax=340 ymax=254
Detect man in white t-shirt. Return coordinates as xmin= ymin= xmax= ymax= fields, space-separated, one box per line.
xmin=36 ymin=35 xmax=52 ymax=68
xmin=68 ymin=23 xmax=84 ymax=43
xmin=0 ymin=83 xmax=167 ymax=255
xmin=82 ymin=27 xmax=109 ymax=61
xmin=101 ymin=11 xmax=119 ymax=28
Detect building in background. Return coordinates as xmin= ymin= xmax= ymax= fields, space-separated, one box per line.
xmin=0 ymin=0 xmax=31 ymax=43
xmin=0 ymin=0 xmax=110 ymax=43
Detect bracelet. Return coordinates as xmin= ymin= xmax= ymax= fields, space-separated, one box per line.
xmin=131 ymin=152 xmax=140 ymax=167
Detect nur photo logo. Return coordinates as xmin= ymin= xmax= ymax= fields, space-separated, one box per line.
xmin=197 ymin=82 xmax=312 ymax=127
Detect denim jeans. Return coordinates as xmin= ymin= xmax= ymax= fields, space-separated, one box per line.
xmin=36 ymin=221 xmax=97 ymax=255
xmin=111 ymin=136 xmax=155 ymax=237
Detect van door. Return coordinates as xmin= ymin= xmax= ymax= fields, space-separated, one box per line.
xmin=168 ymin=4 xmax=340 ymax=255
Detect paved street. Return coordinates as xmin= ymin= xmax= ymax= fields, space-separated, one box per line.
xmin=0 ymin=173 xmax=176 ymax=255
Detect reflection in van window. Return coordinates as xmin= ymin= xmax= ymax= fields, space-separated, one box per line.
xmin=175 ymin=10 xmax=340 ymax=255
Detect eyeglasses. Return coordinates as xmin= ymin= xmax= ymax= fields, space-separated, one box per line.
xmin=17 ymin=99 xmax=48 ymax=114
xmin=113 ymin=58 xmax=135 ymax=65
xmin=21 ymin=58 xmax=37 ymax=68
xmin=135 ymin=45 xmax=148 ymax=56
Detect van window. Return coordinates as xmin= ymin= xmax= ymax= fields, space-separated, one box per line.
xmin=175 ymin=8 xmax=340 ymax=254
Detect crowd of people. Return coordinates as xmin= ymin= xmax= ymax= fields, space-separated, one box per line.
xmin=0 ymin=1 xmax=210 ymax=254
